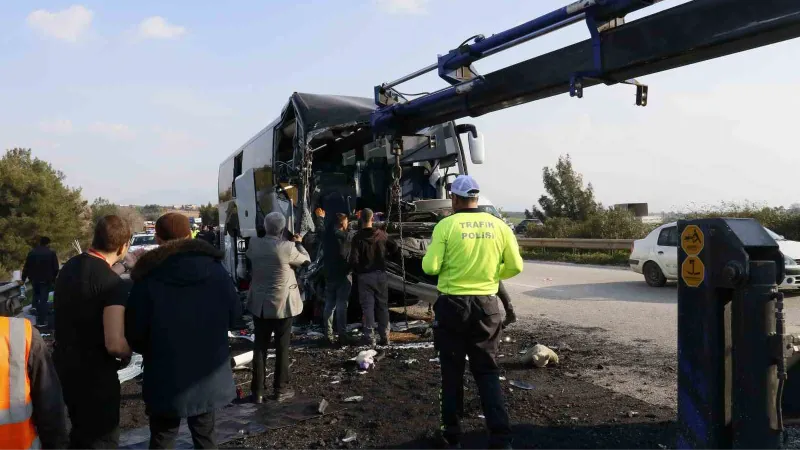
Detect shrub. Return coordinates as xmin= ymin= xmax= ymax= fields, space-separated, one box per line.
xmin=525 ymin=208 xmax=655 ymax=240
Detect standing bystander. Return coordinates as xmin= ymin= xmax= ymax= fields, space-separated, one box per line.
xmin=0 ymin=314 xmax=68 ymax=449
xmin=20 ymin=237 xmax=60 ymax=328
xmin=323 ymin=212 xmax=353 ymax=345
xmin=53 ymin=215 xmax=132 ymax=449
xmin=349 ymin=208 xmax=390 ymax=347
xmin=126 ymin=213 xmax=241 ymax=449
xmin=246 ymin=212 xmax=310 ymax=403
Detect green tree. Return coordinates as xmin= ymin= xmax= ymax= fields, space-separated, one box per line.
xmin=199 ymin=202 xmax=219 ymax=227
xmin=138 ymin=204 xmax=164 ymax=221
xmin=534 ymin=154 xmax=599 ymax=221
xmin=91 ymin=197 xmax=119 ymax=224
xmin=0 ymin=148 xmax=89 ymax=278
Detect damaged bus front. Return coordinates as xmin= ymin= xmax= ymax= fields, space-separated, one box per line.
xmin=217 ymin=92 xmax=485 ymax=309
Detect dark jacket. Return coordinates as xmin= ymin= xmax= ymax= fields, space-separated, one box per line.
xmin=126 ymin=239 xmax=241 ymax=418
xmin=195 ymin=231 xmax=215 ymax=246
xmin=21 ymin=245 xmax=59 ymax=284
xmin=323 ymin=229 xmax=351 ymax=279
xmin=28 ymin=325 xmax=68 ymax=449
xmin=349 ymin=228 xmax=388 ymax=274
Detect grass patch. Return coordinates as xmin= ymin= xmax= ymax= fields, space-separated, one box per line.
xmin=521 ymin=249 xmax=630 ymax=266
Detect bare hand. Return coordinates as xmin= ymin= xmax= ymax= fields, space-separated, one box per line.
xmin=292 ymin=234 xmax=303 ymax=242
xmin=502 ymin=308 xmax=517 ymax=328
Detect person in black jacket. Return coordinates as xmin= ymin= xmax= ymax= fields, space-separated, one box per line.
xmin=126 ymin=213 xmax=241 ymax=449
xmin=349 ymin=209 xmax=390 ymax=347
xmin=20 ymin=236 xmax=60 ymax=327
xmin=195 ymin=225 xmax=216 ymax=245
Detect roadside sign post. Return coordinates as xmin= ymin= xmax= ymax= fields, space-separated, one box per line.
xmin=677 ymin=218 xmax=787 ymax=449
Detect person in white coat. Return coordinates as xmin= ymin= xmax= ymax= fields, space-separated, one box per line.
xmin=246 ymin=212 xmax=310 ymax=403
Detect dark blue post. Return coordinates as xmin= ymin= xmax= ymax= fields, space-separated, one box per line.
xmin=677 ymin=218 xmax=785 ymax=449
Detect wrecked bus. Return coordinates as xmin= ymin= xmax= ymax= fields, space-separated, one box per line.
xmin=217 ymin=92 xmax=485 ymax=311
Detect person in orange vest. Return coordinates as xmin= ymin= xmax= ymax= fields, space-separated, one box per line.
xmin=0 ymin=316 xmax=68 ymax=449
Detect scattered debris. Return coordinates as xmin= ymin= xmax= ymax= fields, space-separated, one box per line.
xmin=571 ymin=417 xmax=579 ymax=422
xmin=547 ymin=394 xmax=554 ymax=399
xmin=390 ymin=320 xmax=426 ymax=332
xmin=499 ymin=376 xmax=507 ymax=381
xmin=509 ymin=380 xmax=535 ymax=390
xmin=231 ymin=351 xmax=254 ymax=370
xmin=518 ymin=350 xmax=528 ymax=355
xmin=658 ymin=444 xmax=667 ymax=449
xmin=305 ymin=331 xmax=325 ymax=338
xmin=343 ymin=396 xmax=363 ymax=403
xmin=478 ymin=414 xmax=485 ymax=419
xmin=355 ymin=349 xmax=378 ymax=370
xmin=625 ymin=411 xmax=640 ymax=418
xmin=429 ymin=357 xmax=439 ymax=364
xmin=498 ymin=354 xmax=505 ymax=358
xmin=227 ymin=331 xmax=255 ymax=343
xmin=403 ymin=358 xmax=418 ymax=365
xmin=118 ymin=353 xmax=144 ymax=383
xmin=357 ymin=371 xmax=368 ymax=375
xmin=341 ymin=430 xmax=357 ymax=443
xmin=390 ymin=342 xmax=435 ymax=350
xmin=318 ymin=399 xmax=329 ymax=414
xmin=522 ymin=344 xmax=559 ymax=368
xmin=503 ymin=336 xmax=513 ymax=343
xmin=331 ymin=381 xmax=340 ymax=384
xmin=554 ymin=342 xmax=573 ymax=352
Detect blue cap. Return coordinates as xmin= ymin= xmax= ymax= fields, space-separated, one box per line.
xmin=451 ymin=175 xmax=480 ymax=198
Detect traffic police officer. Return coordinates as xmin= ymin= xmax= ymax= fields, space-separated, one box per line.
xmin=423 ymin=175 xmax=523 ymax=449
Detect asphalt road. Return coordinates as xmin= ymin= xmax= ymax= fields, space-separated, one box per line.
xmin=507 ymin=261 xmax=800 ymax=349
xmin=505 ymin=261 xmax=800 ymax=408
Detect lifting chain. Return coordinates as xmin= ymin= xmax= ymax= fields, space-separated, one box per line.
xmin=386 ymin=138 xmax=409 ymax=328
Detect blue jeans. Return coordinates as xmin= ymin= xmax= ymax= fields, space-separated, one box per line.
xmin=32 ymin=282 xmax=51 ymax=325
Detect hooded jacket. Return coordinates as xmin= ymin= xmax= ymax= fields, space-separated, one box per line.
xmin=126 ymin=239 xmax=241 ymax=418
xmin=349 ymin=227 xmax=388 ymax=274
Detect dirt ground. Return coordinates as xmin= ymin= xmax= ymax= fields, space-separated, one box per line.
xmin=115 ymin=316 xmax=679 ymax=449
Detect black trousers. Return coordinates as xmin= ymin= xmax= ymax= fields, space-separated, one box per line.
xmin=357 ymin=271 xmax=389 ymax=339
xmin=433 ymin=294 xmax=511 ymax=448
xmin=148 ymin=411 xmax=216 ymax=449
xmin=252 ymin=316 xmax=293 ymax=396
xmin=32 ymin=282 xmax=51 ymax=325
xmin=54 ymin=351 xmax=121 ymax=449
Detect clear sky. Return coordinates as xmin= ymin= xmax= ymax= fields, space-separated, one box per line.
xmin=1 ymin=0 xmax=798 ymax=212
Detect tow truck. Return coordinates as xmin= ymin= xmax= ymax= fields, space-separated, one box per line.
xmin=362 ymin=1 xmax=800 ymax=448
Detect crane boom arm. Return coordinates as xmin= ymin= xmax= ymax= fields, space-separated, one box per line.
xmin=371 ymin=0 xmax=800 ymax=135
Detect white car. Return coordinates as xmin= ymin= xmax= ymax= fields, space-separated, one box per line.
xmin=129 ymin=233 xmax=159 ymax=254
xmin=630 ymin=221 xmax=800 ymax=289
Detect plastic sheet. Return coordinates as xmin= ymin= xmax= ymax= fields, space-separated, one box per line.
xmin=120 ymin=403 xmax=266 ymax=449
xmin=118 ymin=353 xmax=144 ymax=383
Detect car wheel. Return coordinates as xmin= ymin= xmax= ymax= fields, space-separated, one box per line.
xmin=643 ymin=261 xmax=667 ymax=287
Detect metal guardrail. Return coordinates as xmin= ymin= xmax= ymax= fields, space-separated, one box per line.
xmin=517 ymin=238 xmax=634 ymax=251
xmin=0 ymin=281 xmax=30 ymax=316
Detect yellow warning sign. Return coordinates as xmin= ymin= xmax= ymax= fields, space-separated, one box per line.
xmin=682 ymin=256 xmax=705 ymax=288
xmin=681 ymin=225 xmax=704 ymax=256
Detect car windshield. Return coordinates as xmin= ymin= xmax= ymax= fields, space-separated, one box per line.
xmin=477 ymin=205 xmax=500 ymax=218
xmin=131 ymin=235 xmax=156 ymax=246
